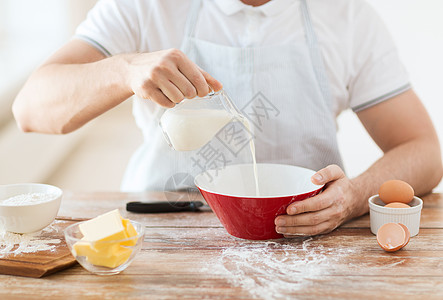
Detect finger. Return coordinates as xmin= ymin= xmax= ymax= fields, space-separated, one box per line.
xmin=177 ymin=59 xmax=209 ymax=97
xmin=167 ymin=69 xmax=199 ymax=99
xmin=311 ymin=164 xmax=345 ymax=185
xmin=158 ymin=80 xmax=185 ymax=103
xmin=148 ymin=88 xmax=175 ymax=108
xmin=275 ymin=206 xmax=335 ymax=227
xmin=286 ymin=190 xmax=335 ymax=215
xmin=284 ymin=234 xmax=308 ymax=238
xmin=198 ymin=67 xmax=223 ymax=92
xmin=276 ymin=221 xmax=333 ymax=236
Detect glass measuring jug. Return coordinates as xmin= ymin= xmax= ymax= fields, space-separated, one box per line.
xmin=159 ymin=89 xmax=243 ymax=151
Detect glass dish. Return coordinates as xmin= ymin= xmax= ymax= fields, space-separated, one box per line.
xmin=64 ymin=220 xmax=145 ymax=275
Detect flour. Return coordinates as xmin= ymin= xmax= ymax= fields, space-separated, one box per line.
xmin=0 ymin=220 xmax=61 ymax=257
xmin=205 ymin=237 xmax=356 ymax=299
xmin=1 ymin=192 xmax=56 ymax=206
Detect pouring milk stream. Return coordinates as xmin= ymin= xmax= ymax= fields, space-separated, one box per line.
xmin=160 ymin=90 xmax=260 ymax=196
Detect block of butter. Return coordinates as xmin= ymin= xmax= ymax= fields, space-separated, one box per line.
xmin=73 ymin=209 xmax=139 ymax=268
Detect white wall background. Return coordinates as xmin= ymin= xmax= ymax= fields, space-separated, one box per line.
xmin=337 ymin=0 xmax=443 ymax=192
xmin=0 ymin=0 xmax=96 ymax=93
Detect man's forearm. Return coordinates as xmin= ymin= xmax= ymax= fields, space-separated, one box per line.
xmin=350 ymin=135 xmax=442 ymax=218
xmin=13 ymin=54 xmax=132 ymax=134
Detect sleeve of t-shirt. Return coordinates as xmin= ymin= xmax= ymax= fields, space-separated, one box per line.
xmin=348 ymin=1 xmax=410 ymax=112
xmin=74 ymin=0 xmax=141 ymax=56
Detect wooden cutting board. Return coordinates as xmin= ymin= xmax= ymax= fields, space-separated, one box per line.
xmin=0 ymin=219 xmax=78 ymax=278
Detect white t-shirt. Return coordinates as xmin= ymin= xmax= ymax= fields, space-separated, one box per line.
xmin=75 ymin=0 xmax=410 ymax=116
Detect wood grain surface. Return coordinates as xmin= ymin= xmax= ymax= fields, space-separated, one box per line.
xmin=1 ymin=191 xmax=442 ymax=299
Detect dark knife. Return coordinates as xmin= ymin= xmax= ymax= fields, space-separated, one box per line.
xmin=126 ymin=201 xmax=206 ymax=213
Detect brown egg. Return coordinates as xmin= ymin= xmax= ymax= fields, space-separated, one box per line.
xmin=376 ymin=223 xmax=407 ymax=252
xmin=379 ymin=180 xmax=414 ymax=204
xmin=398 ymin=223 xmax=411 ymax=248
xmin=385 ymin=202 xmax=410 ymax=208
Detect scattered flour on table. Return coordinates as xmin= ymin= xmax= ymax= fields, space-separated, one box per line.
xmin=1 ymin=192 xmax=57 ymax=206
xmin=0 ymin=220 xmax=62 ymax=257
xmin=204 ymin=237 xmax=357 ymax=299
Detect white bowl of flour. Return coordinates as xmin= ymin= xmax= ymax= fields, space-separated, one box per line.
xmin=0 ymin=183 xmax=62 ymax=233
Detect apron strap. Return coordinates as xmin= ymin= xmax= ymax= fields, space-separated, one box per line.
xmin=184 ymin=0 xmax=203 ymax=38
xmin=300 ymin=0 xmax=333 ymax=108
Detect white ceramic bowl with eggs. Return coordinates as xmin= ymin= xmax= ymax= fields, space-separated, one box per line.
xmin=368 ymin=195 xmax=423 ymax=237
xmin=0 ymin=183 xmax=62 ymax=233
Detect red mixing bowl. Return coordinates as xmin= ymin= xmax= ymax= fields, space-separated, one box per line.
xmin=194 ymin=163 xmax=324 ymax=240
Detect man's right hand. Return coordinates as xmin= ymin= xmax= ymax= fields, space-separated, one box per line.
xmin=124 ymin=49 xmax=223 ymax=108
xmin=13 ymin=40 xmax=223 ymax=134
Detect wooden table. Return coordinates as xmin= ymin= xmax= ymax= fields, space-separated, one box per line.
xmin=1 ymin=191 xmax=442 ymax=299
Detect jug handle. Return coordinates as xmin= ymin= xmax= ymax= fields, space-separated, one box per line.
xmin=207 ymin=84 xmax=215 ymax=96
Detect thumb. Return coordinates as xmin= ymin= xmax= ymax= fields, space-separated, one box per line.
xmin=311 ymin=164 xmax=345 ymax=185
xmin=198 ymin=67 xmax=223 ymax=92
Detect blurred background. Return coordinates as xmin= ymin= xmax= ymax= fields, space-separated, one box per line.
xmin=0 ymin=0 xmax=442 ymax=192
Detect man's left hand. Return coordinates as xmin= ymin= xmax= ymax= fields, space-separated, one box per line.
xmin=274 ymin=164 xmax=362 ymax=237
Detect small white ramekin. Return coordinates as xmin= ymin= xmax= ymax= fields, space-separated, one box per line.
xmin=368 ymin=195 xmax=423 ymax=237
